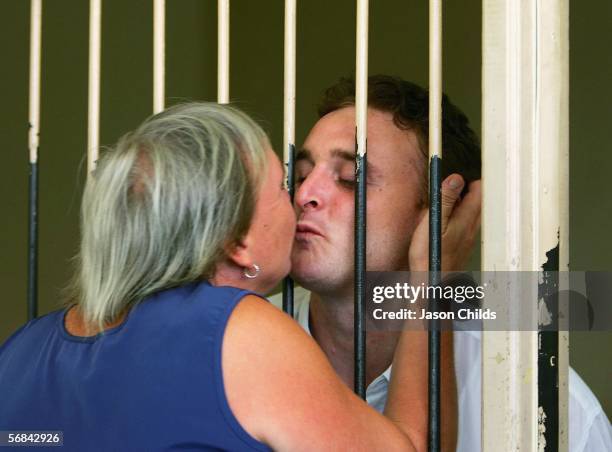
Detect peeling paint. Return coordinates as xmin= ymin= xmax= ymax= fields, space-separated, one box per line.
xmin=538 ymin=237 xmax=560 ymax=450
xmin=538 ymin=406 xmax=547 ymax=451
xmin=538 ymin=239 xmax=559 ymax=328
xmin=538 ymin=297 xmax=553 ymax=326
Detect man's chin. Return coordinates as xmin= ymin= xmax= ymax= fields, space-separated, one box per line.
xmin=288 ymin=267 xmax=311 ymax=287
xmin=290 ymin=266 xmax=322 ymax=289
xmin=289 ymin=266 xmax=348 ymax=295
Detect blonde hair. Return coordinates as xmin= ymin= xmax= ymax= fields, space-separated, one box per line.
xmin=67 ymin=102 xmax=269 ymax=328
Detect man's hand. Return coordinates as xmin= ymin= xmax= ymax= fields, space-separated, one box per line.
xmin=409 ymin=174 xmax=481 ymax=272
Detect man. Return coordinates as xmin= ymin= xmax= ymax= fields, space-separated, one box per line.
xmin=271 ymin=75 xmax=611 ymax=451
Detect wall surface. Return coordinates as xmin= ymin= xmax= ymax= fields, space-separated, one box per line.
xmin=1 ymin=0 xmax=610 ymax=418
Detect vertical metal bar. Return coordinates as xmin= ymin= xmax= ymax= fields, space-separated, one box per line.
xmin=282 ymin=144 xmax=295 ymax=315
xmin=556 ymin=2 xmax=570 ymax=450
xmin=535 ymin=1 xmax=569 ymax=449
xmin=282 ymin=0 xmax=296 ymax=316
xmin=28 ymin=166 xmax=38 ymax=321
xmin=482 ymin=1 xmax=538 ymax=449
xmin=87 ymin=0 xmax=102 ymax=173
xmin=27 ymin=0 xmax=42 ymax=321
xmin=482 ymin=1 xmax=568 ymax=450
xmin=428 ymin=0 xmax=442 ymax=450
xmin=354 ymin=0 xmax=368 ymax=400
xmin=217 ymin=0 xmax=230 ymax=104
xmin=153 ymin=0 xmax=165 ymax=113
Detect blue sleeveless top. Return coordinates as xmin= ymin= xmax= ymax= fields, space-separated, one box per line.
xmin=0 ymin=282 xmax=272 ymax=452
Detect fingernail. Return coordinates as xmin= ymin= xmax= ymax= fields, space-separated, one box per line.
xmin=448 ymin=177 xmax=462 ymax=190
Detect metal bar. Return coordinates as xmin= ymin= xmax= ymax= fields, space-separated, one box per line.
xmin=428 ymin=157 xmax=442 ymax=452
xmin=281 ymin=0 xmax=296 ymax=315
xmin=354 ymin=0 xmax=368 ymax=399
xmin=28 ymin=163 xmax=38 ymax=321
xmin=482 ymin=1 xmax=569 ymax=450
xmin=217 ymin=0 xmax=230 ymax=104
xmin=153 ymin=0 xmax=165 ymax=113
xmin=482 ymin=1 xmax=538 ymax=449
xmin=428 ymin=0 xmax=442 ymax=449
xmin=283 ymin=0 xmax=296 ymax=166
xmin=354 ymin=151 xmax=367 ymax=398
xmin=27 ymin=0 xmax=42 ymax=321
xmin=282 ymin=144 xmax=295 ymax=315
xmin=87 ymin=0 xmax=102 ymax=173
xmin=535 ymin=1 xmax=569 ymax=448
xmin=556 ymin=2 xmax=570 ymax=449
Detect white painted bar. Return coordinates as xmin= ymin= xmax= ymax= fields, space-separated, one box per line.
xmin=355 ymin=0 xmax=368 ymax=157
xmin=482 ymin=0 xmax=569 ymax=450
xmin=87 ymin=0 xmax=102 ymax=173
xmin=429 ymin=0 xmax=442 ymax=160
xmin=28 ymin=0 xmax=42 ymax=164
xmin=218 ymin=0 xmax=230 ymax=104
xmin=283 ymin=0 xmax=296 ymax=173
xmin=538 ymin=1 xmax=569 ymax=450
xmin=482 ymin=1 xmax=539 ymax=449
xmin=153 ymin=0 xmax=165 ymax=113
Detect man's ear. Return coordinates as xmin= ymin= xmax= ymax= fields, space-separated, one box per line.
xmin=224 ymin=236 xmax=253 ymax=269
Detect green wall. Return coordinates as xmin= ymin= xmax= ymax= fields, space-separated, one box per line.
xmin=1 ymin=0 xmax=610 ymax=418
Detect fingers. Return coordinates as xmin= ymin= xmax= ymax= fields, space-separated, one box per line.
xmin=453 ymin=180 xmax=482 ymax=233
xmin=441 ymin=174 xmax=465 ymax=233
xmin=411 ymin=177 xmax=481 ymax=272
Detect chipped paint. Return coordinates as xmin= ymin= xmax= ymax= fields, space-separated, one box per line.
xmin=538 ymin=237 xmax=560 ymax=451
xmin=538 ymin=297 xmax=553 ymax=326
xmin=538 ymin=406 xmax=547 ymax=451
xmin=538 ymin=239 xmax=559 ymax=328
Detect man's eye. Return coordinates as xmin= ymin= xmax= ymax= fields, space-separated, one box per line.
xmin=338 ymin=178 xmax=355 ymax=188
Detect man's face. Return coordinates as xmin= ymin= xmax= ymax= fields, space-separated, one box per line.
xmin=291 ymin=106 xmax=426 ymax=296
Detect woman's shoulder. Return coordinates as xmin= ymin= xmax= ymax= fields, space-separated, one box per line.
xmin=148 ymin=281 xmax=251 ymax=308
xmin=0 ymin=310 xmax=63 ymax=359
xmin=122 ymin=282 xmax=264 ymax=344
xmin=142 ymin=281 xmax=254 ymax=321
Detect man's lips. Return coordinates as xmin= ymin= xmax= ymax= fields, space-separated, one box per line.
xmin=295 ymin=222 xmax=323 ymax=238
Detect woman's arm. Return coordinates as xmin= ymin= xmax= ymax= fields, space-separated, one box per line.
xmin=223 ymin=295 xmax=431 ymax=451
xmin=385 ymin=330 xmax=457 ymax=452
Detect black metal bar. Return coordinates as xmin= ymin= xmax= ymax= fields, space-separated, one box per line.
xmin=282 ymin=276 xmax=294 ymax=316
xmin=354 ymin=139 xmax=367 ymax=399
xmin=282 ymin=144 xmax=295 ymax=316
xmin=28 ymin=161 xmax=39 ymax=320
xmin=428 ymin=155 xmax=442 ymax=452
xmin=538 ymin=245 xmax=560 ymax=451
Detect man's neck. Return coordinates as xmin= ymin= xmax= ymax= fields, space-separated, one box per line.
xmin=308 ymin=291 xmax=400 ymax=390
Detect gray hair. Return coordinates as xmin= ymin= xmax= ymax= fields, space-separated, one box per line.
xmin=67 ymin=102 xmax=269 ymax=329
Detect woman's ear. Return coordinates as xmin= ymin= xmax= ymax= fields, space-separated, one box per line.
xmin=224 ymin=236 xmax=253 ymax=269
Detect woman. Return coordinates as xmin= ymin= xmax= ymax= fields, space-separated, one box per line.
xmin=0 ymin=103 xmax=430 ymax=451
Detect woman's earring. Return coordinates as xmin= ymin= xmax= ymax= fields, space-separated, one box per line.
xmin=243 ymin=264 xmax=260 ymax=279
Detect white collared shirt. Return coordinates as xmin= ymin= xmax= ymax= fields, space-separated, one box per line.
xmin=269 ymin=287 xmax=612 ymax=451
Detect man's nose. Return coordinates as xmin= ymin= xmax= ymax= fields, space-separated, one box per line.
xmin=294 ymin=171 xmax=325 ymax=212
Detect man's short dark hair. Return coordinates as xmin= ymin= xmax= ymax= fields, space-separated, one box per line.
xmin=318 ymin=75 xmax=481 ymax=202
